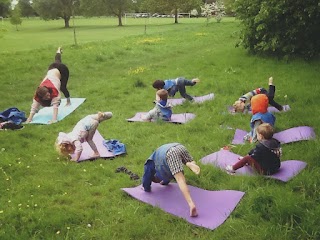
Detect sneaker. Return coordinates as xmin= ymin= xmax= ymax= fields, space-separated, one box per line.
xmin=225 ymin=165 xmax=236 ymax=175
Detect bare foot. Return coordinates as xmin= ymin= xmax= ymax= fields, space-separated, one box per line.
xmin=268 ymin=77 xmax=273 ymax=85
xmin=192 ymin=78 xmax=200 ymax=83
xmin=186 ymin=162 xmax=200 ymax=175
xmin=190 ymin=206 xmax=198 ymax=217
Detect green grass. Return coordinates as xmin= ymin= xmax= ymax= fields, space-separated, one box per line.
xmin=0 ymin=17 xmax=320 ymax=239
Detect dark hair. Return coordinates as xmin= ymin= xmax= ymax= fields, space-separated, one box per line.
xmin=257 ymin=123 xmax=274 ymax=139
xmin=36 ymin=86 xmax=49 ymax=99
xmin=157 ymin=89 xmax=168 ymax=101
xmin=152 ymin=80 xmax=165 ymax=89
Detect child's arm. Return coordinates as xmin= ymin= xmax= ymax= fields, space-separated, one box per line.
xmin=142 ymin=160 xmax=155 ymax=192
xmin=86 ymin=127 xmax=99 ymax=157
xmin=174 ymin=172 xmax=198 ymax=217
xmin=71 ymin=140 xmax=82 ymax=161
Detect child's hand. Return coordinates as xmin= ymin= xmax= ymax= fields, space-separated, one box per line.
xmin=48 ymin=119 xmax=57 ymax=124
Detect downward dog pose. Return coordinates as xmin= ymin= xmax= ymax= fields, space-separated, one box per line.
xmin=232 ymin=77 xmax=283 ymax=113
xmin=56 ymin=112 xmax=112 ymax=162
xmin=26 ymin=47 xmax=71 ymax=124
xmin=152 ymin=77 xmax=200 ymax=101
xmin=142 ymin=143 xmax=200 ymax=217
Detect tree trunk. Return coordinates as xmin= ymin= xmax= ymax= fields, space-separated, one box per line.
xmin=64 ymin=16 xmax=70 ymax=28
xmin=118 ymin=14 xmax=123 ymax=26
xmin=174 ymin=7 xmax=178 ymax=24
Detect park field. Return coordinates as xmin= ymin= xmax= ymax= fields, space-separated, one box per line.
xmin=0 ymin=17 xmax=319 ymax=239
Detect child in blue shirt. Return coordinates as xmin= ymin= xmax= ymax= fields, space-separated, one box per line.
xmin=152 ymin=77 xmax=200 ymax=101
xmin=142 ymin=89 xmax=172 ymax=121
xmin=142 ymin=143 xmax=200 ymax=217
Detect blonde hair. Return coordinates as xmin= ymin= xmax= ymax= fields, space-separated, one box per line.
xmin=156 ymin=89 xmax=168 ymax=101
xmin=233 ymin=100 xmax=244 ymax=113
xmin=257 ymin=123 xmax=274 ymax=139
xmin=55 ymin=139 xmax=75 ymax=157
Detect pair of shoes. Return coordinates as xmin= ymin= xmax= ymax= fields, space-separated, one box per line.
xmin=225 ymin=165 xmax=236 ymax=175
xmin=115 ymin=166 xmax=126 ymax=173
xmin=130 ymin=174 xmax=140 ymax=180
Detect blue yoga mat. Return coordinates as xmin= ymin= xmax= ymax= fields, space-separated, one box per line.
xmin=30 ymin=98 xmax=86 ymax=124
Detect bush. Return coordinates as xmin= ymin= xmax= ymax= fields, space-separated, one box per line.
xmin=234 ymin=0 xmax=320 ymax=59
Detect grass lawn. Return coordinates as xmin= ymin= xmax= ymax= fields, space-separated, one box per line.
xmin=0 ymin=17 xmax=319 ymax=239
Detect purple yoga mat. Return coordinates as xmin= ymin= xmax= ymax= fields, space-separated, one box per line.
xmin=228 ymin=105 xmax=290 ymax=114
xmin=72 ymin=130 xmax=115 ymax=162
xmin=168 ymin=93 xmax=214 ymax=106
xmin=232 ymin=126 xmax=316 ymax=145
xmin=126 ymin=112 xmax=196 ymax=124
xmin=200 ymin=149 xmax=307 ymax=182
xmin=122 ymin=183 xmax=244 ymax=230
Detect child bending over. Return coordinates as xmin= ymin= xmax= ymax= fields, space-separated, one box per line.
xmin=56 ymin=112 xmax=112 ymax=162
xmin=152 ymin=77 xmax=200 ymax=101
xmin=233 ymin=77 xmax=283 ymax=113
xmin=142 ymin=143 xmax=201 ymax=217
xmin=226 ymin=123 xmax=281 ymax=175
xmin=26 ymin=47 xmax=71 ymax=124
xmin=142 ymin=89 xmax=172 ymax=121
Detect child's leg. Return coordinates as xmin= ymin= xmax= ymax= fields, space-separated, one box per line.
xmin=267 ymin=85 xmax=283 ymax=111
xmin=176 ymin=78 xmax=195 ymax=100
xmin=54 ymin=47 xmax=62 ymax=63
xmin=233 ymin=155 xmax=264 ymax=174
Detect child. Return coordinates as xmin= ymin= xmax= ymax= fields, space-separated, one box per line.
xmin=142 ymin=89 xmax=172 ymax=121
xmin=55 ymin=112 xmax=112 ymax=162
xmin=233 ymin=77 xmax=283 ymax=113
xmin=142 ymin=143 xmax=201 ymax=217
xmin=226 ymin=123 xmax=281 ymax=175
xmin=152 ymin=77 xmax=200 ymax=101
xmin=244 ymin=94 xmax=276 ymax=143
xmin=26 ymin=47 xmax=71 ymax=124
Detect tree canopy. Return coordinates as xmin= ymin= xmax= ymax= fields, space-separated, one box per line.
xmin=0 ymin=0 xmax=10 ymax=17
xmin=33 ymin=0 xmax=80 ymax=28
xmin=235 ymin=0 xmax=320 ymax=59
xmin=17 ymin=0 xmax=36 ymax=17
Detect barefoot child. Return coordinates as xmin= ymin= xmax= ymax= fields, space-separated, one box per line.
xmin=142 ymin=143 xmax=201 ymax=217
xmin=226 ymin=123 xmax=281 ymax=175
xmin=56 ymin=112 xmax=112 ymax=162
xmin=26 ymin=47 xmax=71 ymax=124
xmin=142 ymin=89 xmax=172 ymax=121
xmin=233 ymin=77 xmax=283 ymax=113
xmin=152 ymin=77 xmax=200 ymax=101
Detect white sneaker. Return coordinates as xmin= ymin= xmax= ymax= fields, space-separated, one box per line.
xmin=225 ymin=165 xmax=236 ymax=175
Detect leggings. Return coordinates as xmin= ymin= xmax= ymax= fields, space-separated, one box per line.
xmin=233 ymin=155 xmax=264 ymax=174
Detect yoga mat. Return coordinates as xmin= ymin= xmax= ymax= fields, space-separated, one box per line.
xmin=232 ymin=126 xmax=316 ymax=145
xmin=201 ymin=149 xmax=307 ymax=182
xmin=122 ymin=183 xmax=245 ymax=230
xmin=127 ymin=112 xmax=196 ymax=124
xmin=73 ymin=130 xmax=115 ymax=162
xmin=228 ymin=105 xmax=290 ymax=114
xmin=168 ymin=93 xmax=214 ymax=106
xmin=30 ymin=98 xmax=86 ymax=124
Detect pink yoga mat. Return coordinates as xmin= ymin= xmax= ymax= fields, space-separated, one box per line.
xmin=228 ymin=105 xmax=290 ymax=114
xmin=168 ymin=93 xmax=214 ymax=106
xmin=122 ymin=183 xmax=245 ymax=230
xmin=232 ymin=126 xmax=316 ymax=145
xmin=126 ymin=112 xmax=196 ymax=124
xmin=72 ymin=130 xmax=115 ymax=162
xmin=201 ymin=149 xmax=307 ymax=182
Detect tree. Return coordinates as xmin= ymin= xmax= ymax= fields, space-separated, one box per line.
xmin=142 ymin=0 xmax=202 ymax=23
xmin=80 ymin=0 xmax=135 ymax=26
xmin=10 ymin=6 xmax=22 ymax=31
xmin=17 ymin=0 xmax=36 ymax=18
xmin=0 ymin=0 xmax=10 ymax=17
xmin=234 ymin=0 xmax=320 ymax=59
xmin=33 ymin=0 xmax=80 ymax=28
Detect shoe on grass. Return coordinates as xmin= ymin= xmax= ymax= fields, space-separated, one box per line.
xmin=225 ymin=165 xmax=236 ymax=175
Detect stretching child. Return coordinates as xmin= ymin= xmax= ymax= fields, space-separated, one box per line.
xmin=233 ymin=77 xmax=283 ymax=113
xmin=56 ymin=112 xmax=112 ymax=162
xmin=244 ymin=94 xmax=276 ymax=143
xmin=26 ymin=47 xmax=71 ymax=124
xmin=152 ymin=77 xmax=200 ymax=101
xmin=142 ymin=143 xmax=201 ymax=217
xmin=226 ymin=123 xmax=281 ymax=175
xmin=142 ymin=89 xmax=172 ymax=121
